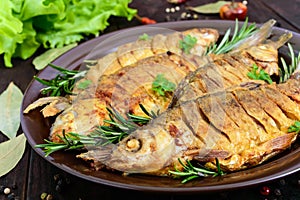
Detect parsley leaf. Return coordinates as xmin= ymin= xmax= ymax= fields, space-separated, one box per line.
xmin=179 ymin=35 xmax=197 ymax=54
xmin=247 ymin=64 xmax=273 ymax=84
xmin=139 ymin=33 xmax=150 ymax=40
xmin=77 ymin=79 xmax=92 ymax=89
xmin=288 ymin=121 xmax=300 ymax=134
xmin=152 ymin=74 xmax=176 ymax=96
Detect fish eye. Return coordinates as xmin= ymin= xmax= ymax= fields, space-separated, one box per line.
xmin=125 ymin=137 xmax=142 ymax=152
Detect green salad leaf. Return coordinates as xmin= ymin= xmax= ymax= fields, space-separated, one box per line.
xmin=0 ymin=0 xmax=137 ymax=68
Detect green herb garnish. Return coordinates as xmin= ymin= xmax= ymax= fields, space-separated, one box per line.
xmin=169 ymin=158 xmax=224 ymax=183
xmin=206 ymin=18 xmax=257 ymax=55
xmin=247 ymin=64 xmax=273 ymax=84
xmin=35 ymin=131 xmax=91 ymax=156
xmin=77 ymin=79 xmax=92 ymax=89
xmin=34 ymin=63 xmax=87 ymax=96
xmin=179 ymin=34 xmax=197 ymax=54
xmin=279 ymin=43 xmax=300 ymax=83
xmin=152 ymin=74 xmax=176 ymax=96
xmin=139 ymin=33 xmax=150 ymax=40
xmin=288 ymin=121 xmax=300 ymax=134
xmin=36 ymin=104 xmax=154 ymax=155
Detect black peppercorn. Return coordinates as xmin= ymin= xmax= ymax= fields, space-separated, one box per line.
xmin=55 ymin=184 xmax=61 ymax=192
xmin=0 ymin=185 xmax=5 ymax=193
xmin=274 ymin=188 xmax=281 ymax=196
xmin=7 ymin=193 xmax=15 ymax=200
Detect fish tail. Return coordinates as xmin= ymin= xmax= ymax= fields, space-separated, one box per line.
xmin=273 ymin=32 xmax=293 ymax=49
xmin=231 ymin=19 xmax=276 ymax=52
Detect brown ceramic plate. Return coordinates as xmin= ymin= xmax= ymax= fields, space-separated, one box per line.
xmin=21 ymin=20 xmax=300 ymax=193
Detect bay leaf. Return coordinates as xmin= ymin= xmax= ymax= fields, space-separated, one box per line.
xmin=0 ymin=82 xmax=23 ymax=139
xmin=187 ymin=1 xmax=230 ymax=14
xmin=33 ymin=43 xmax=78 ymax=70
xmin=0 ymin=134 xmax=27 ymax=177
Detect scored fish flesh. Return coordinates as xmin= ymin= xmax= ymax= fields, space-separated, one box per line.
xmin=78 ymin=75 xmax=300 ymax=174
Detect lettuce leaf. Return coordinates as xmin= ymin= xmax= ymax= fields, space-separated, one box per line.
xmin=0 ymin=0 xmax=137 ymax=67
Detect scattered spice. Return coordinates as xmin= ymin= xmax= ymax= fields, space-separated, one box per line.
xmin=0 ymin=185 xmax=4 ymax=193
xmin=260 ymin=186 xmax=271 ymax=196
xmin=135 ymin=15 xmax=156 ymax=24
xmin=46 ymin=194 xmax=53 ymax=200
xmin=4 ymin=187 xmax=11 ymax=195
xmin=167 ymin=0 xmax=187 ymax=4
xmin=40 ymin=192 xmax=48 ymax=200
xmin=274 ymin=188 xmax=282 ymax=196
xmin=7 ymin=193 xmax=15 ymax=200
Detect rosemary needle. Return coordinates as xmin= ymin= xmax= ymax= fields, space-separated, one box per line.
xmin=35 ymin=104 xmax=154 ymax=155
xmin=279 ymin=43 xmax=300 ymax=83
xmin=169 ymin=158 xmax=224 ymax=183
xmin=206 ymin=18 xmax=257 ymax=55
xmin=34 ymin=63 xmax=87 ymax=96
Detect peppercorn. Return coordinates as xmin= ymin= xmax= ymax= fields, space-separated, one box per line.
xmin=41 ymin=192 xmax=48 ymax=199
xmin=55 ymin=184 xmax=61 ymax=192
xmin=7 ymin=193 xmax=15 ymax=200
xmin=0 ymin=185 xmax=5 ymax=193
xmin=279 ymin=179 xmax=286 ymax=186
xmin=4 ymin=187 xmax=11 ymax=195
xmin=53 ymin=174 xmax=61 ymax=182
xmin=260 ymin=186 xmax=271 ymax=196
xmin=46 ymin=194 xmax=53 ymax=200
xmin=274 ymin=188 xmax=282 ymax=196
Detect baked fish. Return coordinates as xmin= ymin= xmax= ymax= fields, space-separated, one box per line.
xmin=78 ymin=74 xmax=300 ymax=174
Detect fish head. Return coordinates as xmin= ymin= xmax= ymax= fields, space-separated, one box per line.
xmin=103 ymin=127 xmax=176 ymax=174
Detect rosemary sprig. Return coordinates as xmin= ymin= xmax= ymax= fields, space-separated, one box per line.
xmin=35 ymin=131 xmax=94 ymax=156
xmin=34 ymin=63 xmax=87 ymax=96
xmin=169 ymin=158 xmax=224 ymax=183
xmin=279 ymin=43 xmax=300 ymax=83
xmin=36 ymin=104 xmax=153 ymax=155
xmin=206 ymin=18 xmax=257 ymax=55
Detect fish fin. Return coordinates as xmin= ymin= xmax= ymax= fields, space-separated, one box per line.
xmin=76 ymin=145 xmax=114 ymax=170
xmin=231 ymin=19 xmax=276 ymax=53
xmin=272 ymin=32 xmax=293 ymax=49
xmin=262 ymin=133 xmax=297 ymax=153
xmin=189 ymin=149 xmax=231 ymax=162
xmin=23 ymin=96 xmax=70 ymax=115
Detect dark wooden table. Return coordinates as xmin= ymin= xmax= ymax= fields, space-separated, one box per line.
xmin=1 ymin=0 xmax=300 ymax=199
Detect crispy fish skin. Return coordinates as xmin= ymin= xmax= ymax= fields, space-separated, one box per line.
xmin=79 ymin=28 xmax=219 ymax=85
xmin=78 ymin=78 xmax=299 ymax=174
xmin=170 ymin=32 xmax=292 ymax=106
xmin=49 ymin=31 xmax=292 ymax=142
xmin=49 ymin=53 xmax=198 ymax=142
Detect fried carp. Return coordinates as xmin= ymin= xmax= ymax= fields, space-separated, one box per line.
xmin=78 ymin=75 xmax=300 ymax=174
xmin=24 ymin=20 xmax=280 ymax=144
